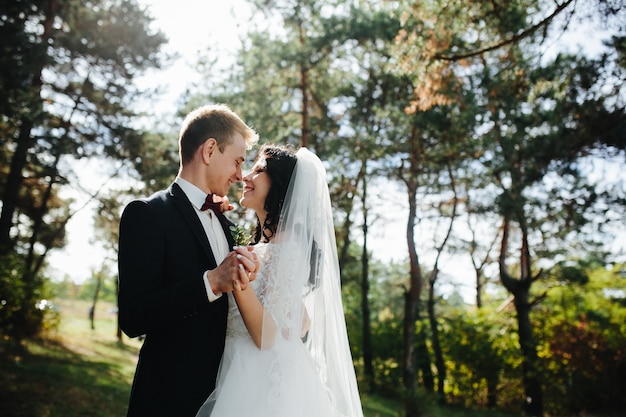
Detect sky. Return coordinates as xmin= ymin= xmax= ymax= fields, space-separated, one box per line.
xmin=133 ymin=0 xmax=252 ymax=118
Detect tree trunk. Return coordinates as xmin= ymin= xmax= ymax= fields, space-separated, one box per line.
xmin=360 ymin=167 xmax=375 ymax=391
xmin=338 ymin=165 xmax=365 ymax=275
xmin=298 ymin=21 xmax=309 ymax=149
xmin=0 ymin=0 xmax=58 ymax=254
xmin=467 ymin=205 xmax=499 ymax=309
xmin=116 ymin=277 xmax=123 ymax=342
xmin=0 ymin=120 xmax=34 ymax=254
xmin=487 ymin=375 xmax=498 ymax=408
xmin=403 ymin=185 xmax=423 ymax=417
xmin=428 ymin=161 xmax=456 ymax=402
xmin=427 ymin=275 xmax=446 ymax=402
xmin=24 ymin=151 xmax=62 ymax=282
xmin=499 ymin=215 xmax=544 ymax=416
xmin=475 ymin=268 xmax=483 ymax=308
xmin=90 ymin=274 xmax=102 ymax=330
xmin=515 ymin=291 xmax=543 ymax=416
xmin=415 ymin=316 xmax=434 ymax=392
xmin=337 ymin=204 xmax=354 ymax=276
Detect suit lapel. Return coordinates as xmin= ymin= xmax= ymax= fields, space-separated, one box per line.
xmin=169 ymin=183 xmax=218 ymax=265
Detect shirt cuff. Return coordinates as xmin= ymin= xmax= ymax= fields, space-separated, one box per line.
xmin=203 ymin=270 xmax=222 ymax=302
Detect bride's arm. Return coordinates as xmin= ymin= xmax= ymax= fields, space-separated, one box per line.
xmin=232 ymin=265 xmax=276 ymax=349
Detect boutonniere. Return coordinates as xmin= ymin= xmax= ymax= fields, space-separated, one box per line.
xmin=229 ymin=225 xmax=252 ymax=246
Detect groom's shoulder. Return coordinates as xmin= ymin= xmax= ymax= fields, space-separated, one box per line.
xmin=145 ymin=187 xmax=173 ymax=205
xmin=124 ymin=185 xmax=178 ymax=213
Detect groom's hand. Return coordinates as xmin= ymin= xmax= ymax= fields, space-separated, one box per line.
xmin=206 ymin=246 xmax=259 ymax=293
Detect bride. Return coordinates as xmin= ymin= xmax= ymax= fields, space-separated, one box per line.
xmin=195 ymin=145 xmax=363 ymax=417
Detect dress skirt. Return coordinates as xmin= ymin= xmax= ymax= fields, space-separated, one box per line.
xmin=195 ymin=332 xmax=336 ymax=417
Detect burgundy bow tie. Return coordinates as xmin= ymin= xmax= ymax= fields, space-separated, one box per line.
xmin=201 ymin=193 xmax=223 ymax=213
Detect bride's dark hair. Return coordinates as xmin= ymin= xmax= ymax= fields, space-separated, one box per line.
xmin=253 ymin=144 xmax=297 ymax=243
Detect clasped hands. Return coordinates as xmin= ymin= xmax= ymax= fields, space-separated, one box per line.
xmin=209 ymin=245 xmax=259 ymax=294
xmin=206 ymin=196 xmax=258 ymax=293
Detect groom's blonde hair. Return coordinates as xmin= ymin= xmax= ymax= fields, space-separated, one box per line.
xmin=178 ymin=104 xmax=258 ymax=166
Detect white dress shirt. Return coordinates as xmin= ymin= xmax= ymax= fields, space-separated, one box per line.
xmin=175 ymin=177 xmax=228 ymax=302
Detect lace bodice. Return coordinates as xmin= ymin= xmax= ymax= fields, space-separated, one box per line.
xmin=225 ymin=241 xmax=305 ymax=341
xmin=225 ymin=243 xmax=270 ymax=339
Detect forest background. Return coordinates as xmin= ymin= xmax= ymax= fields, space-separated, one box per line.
xmin=1 ymin=1 xmax=625 ymax=417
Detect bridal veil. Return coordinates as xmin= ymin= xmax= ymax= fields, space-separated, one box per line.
xmin=258 ymin=148 xmax=363 ymax=416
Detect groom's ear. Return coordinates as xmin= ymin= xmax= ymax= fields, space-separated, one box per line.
xmin=201 ymin=138 xmax=218 ymax=164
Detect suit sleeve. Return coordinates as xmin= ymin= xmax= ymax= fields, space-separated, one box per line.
xmin=117 ymin=199 xmax=210 ymax=338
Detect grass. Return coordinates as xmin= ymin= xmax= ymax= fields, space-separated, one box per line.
xmin=1 ymin=299 xmax=141 ymax=417
xmin=0 ymin=299 xmax=520 ymax=417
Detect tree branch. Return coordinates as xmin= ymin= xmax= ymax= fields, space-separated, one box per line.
xmin=433 ymin=0 xmax=576 ymax=61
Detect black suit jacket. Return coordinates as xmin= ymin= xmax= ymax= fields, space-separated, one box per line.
xmin=118 ymin=182 xmax=234 ymax=417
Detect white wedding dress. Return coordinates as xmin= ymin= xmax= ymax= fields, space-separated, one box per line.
xmin=196 ymin=242 xmax=336 ymax=416
xmin=196 ymin=148 xmax=363 ymax=417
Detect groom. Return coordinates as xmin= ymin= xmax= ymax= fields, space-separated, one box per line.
xmin=118 ymin=104 xmax=259 ymax=417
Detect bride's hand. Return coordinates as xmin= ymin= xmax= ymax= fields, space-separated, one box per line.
xmin=234 ymin=246 xmax=258 ymax=272
xmin=233 ymin=246 xmax=259 ymax=290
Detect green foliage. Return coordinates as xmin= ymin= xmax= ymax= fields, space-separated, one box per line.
xmin=441 ymin=307 xmax=522 ymax=409
xmin=47 ymin=274 xmax=117 ymax=304
xmin=555 ymin=265 xmax=590 ymax=285
xmin=538 ymin=263 xmax=626 ymax=414
xmin=76 ymin=278 xmax=117 ymax=304
xmin=544 ymin=317 xmax=626 ymax=414
xmin=47 ymin=276 xmax=83 ymax=300
xmin=130 ymin=132 xmax=180 ymax=194
xmin=343 ymin=256 xmax=626 ymax=414
xmin=0 ymin=253 xmax=59 ymax=341
xmin=0 ymin=253 xmax=29 ymax=340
